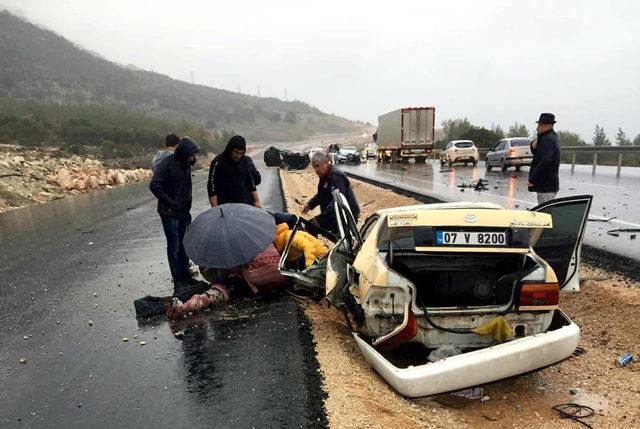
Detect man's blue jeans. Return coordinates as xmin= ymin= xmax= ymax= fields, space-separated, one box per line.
xmin=160 ymin=216 xmax=190 ymax=282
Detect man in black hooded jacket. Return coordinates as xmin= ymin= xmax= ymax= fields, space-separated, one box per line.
xmin=207 ymin=135 xmax=262 ymax=207
xmin=150 ymin=137 xmax=200 ymax=288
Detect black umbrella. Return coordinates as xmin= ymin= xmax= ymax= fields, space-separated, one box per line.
xmin=184 ymin=204 xmax=276 ymax=269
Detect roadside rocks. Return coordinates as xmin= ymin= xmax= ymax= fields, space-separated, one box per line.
xmin=0 ymin=144 xmax=152 ymax=213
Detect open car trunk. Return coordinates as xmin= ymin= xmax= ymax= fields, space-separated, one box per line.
xmin=390 ymin=252 xmax=528 ymax=308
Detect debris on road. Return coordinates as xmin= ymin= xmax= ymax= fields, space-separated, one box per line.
xmin=615 ymin=352 xmax=633 ymax=367
xmin=88 ymin=320 xmax=93 ymax=326
xmin=19 ymin=358 xmax=27 ymax=364
xmin=457 ymin=178 xmax=488 ymax=191
xmin=122 ymin=337 xmax=129 ymax=342
xmin=451 ymin=387 xmax=485 ymax=400
xmin=139 ymin=341 xmax=147 ymax=346
xmin=607 ymin=228 xmax=640 ymax=238
xmin=552 ymin=403 xmax=594 ymax=428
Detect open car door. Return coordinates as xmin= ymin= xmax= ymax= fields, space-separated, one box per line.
xmin=277 ymin=217 xmax=330 ymax=290
xmin=325 ymin=190 xmax=363 ymax=309
xmin=278 ymin=190 xmax=362 ymax=297
xmin=531 ymin=195 xmax=592 ymax=291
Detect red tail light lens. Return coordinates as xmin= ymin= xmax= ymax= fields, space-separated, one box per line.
xmin=519 ymin=283 xmax=559 ymax=307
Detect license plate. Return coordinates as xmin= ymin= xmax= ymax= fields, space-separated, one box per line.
xmin=435 ymin=230 xmax=507 ymax=246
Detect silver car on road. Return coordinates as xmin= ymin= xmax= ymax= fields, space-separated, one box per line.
xmin=486 ymin=137 xmax=533 ymax=172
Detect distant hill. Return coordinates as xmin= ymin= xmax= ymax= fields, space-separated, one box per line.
xmin=0 ymin=10 xmax=366 ymax=142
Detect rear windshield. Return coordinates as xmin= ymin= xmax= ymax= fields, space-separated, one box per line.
xmin=454 ymin=142 xmax=473 ymax=148
xmin=511 ymin=139 xmax=531 ymax=147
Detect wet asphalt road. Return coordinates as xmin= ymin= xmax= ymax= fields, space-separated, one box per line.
xmin=342 ymin=159 xmax=640 ymax=263
xmin=0 ymin=159 xmax=325 ymax=428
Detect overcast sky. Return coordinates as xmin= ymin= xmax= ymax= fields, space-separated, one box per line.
xmin=2 ymin=0 xmax=639 ymax=141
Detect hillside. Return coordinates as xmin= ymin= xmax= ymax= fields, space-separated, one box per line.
xmin=0 ymin=10 xmax=365 ymax=142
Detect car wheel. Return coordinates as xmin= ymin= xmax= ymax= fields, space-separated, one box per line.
xmin=500 ymin=160 xmax=508 ymax=172
xmin=485 ymin=159 xmax=492 ymax=171
xmin=515 ymin=165 xmax=521 ymax=172
xmin=473 ymin=159 xmax=478 ymax=166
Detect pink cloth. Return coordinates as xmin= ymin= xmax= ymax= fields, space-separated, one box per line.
xmin=241 ymin=243 xmax=288 ymax=293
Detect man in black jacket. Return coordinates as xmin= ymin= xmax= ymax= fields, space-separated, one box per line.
xmin=302 ymin=152 xmax=360 ymax=235
xmin=528 ymin=113 xmax=560 ymax=204
xmin=150 ymin=137 xmax=200 ymax=288
xmin=208 ymin=135 xmax=262 ymax=207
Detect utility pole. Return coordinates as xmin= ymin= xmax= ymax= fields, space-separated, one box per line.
xmin=257 ymin=85 xmax=261 ymax=97
xmin=284 ymin=88 xmax=288 ymax=101
xmin=238 ymin=84 xmax=242 ymax=94
xmin=190 ymin=71 xmax=194 ymax=85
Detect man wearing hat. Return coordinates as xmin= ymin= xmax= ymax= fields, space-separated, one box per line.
xmin=528 ymin=113 xmax=560 ymax=204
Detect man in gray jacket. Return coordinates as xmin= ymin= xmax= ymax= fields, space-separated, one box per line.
xmin=151 ymin=134 xmax=180 ymax=173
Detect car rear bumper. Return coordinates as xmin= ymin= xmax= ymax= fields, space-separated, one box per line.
xmin=442 ymin=155 xmax=478 ymax=162
xmin=353 ymin=309 xmax=579 ymax=398
xmin=505 ymin=157 xmax=532 ymax=165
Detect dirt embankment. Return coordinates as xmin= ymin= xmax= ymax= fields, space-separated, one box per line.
xmin=280 ymin=166 xmax=640 ymax=429
xmin=0 ymin=144 xmax=152 ymax=213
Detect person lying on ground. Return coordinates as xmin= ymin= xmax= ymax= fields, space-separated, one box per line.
xmin=167 ymin=243 xmax=287 ymax=319
xmin=166 ymin=215 xmax=329 ymax=319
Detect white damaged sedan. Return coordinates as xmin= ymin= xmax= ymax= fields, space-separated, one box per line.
xmin=280 ymin=192 xmax=592 ymax=397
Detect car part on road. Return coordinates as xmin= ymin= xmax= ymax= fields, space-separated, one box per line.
xmin=552 ymin=403 xmax=595 ymax=429
xmin=353 ymin=310 xmax=580 ymax=397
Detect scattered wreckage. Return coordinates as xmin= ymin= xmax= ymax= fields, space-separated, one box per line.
xmin=280 ymin=191 xmax=592 ymax=397
xmin=264 ymin=146 xmax=310 ymax=170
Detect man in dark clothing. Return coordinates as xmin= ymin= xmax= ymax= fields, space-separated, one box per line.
xmin=302 ymin=152 xmax=360 ymax=235
xmin=528 ymin=113 xmax=560 ymax=204
xmin=151 ymin=134 xmax=179 ymax=173
xmin=208 ymin=135 xmax=262 ymax=207
xmin=150 ymin=137 xmax=200 ymax=288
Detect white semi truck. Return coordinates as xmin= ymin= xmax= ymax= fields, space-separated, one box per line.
xmin=374 ymin=107 xmax=435 ymax=162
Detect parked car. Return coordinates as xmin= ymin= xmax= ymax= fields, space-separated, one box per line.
xmin=485 ymin=137 xmax=533 ymax=172
xmin=338 ymin=146 xmax=361 ymax=164
xmin=280 ymin=191 xmax=592 ymax=397
xmin=440 ymin=140 xmax=479 ymax=166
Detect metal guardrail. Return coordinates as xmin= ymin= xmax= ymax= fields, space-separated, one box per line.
xmin=475 ymin=145 xmax=640 ymax=178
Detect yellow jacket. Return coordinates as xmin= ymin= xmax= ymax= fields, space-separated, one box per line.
xmin=274 ymin=223 xmax=328 ymax=268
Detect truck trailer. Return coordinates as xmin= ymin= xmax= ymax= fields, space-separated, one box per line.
xmin=374 ymin=107 xmax=435 ymax=162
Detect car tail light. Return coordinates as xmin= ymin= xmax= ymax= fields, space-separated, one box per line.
xmin=509 ymin=148 xmax=517 ymax=157
xmin=519 ymin=283 xmax=559 ymax=307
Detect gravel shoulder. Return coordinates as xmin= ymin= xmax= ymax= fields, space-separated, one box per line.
xmin=280 ymin=166 xmax=640 ymax=429
xmin=0 ymin=144 xmax=152 ymax=213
